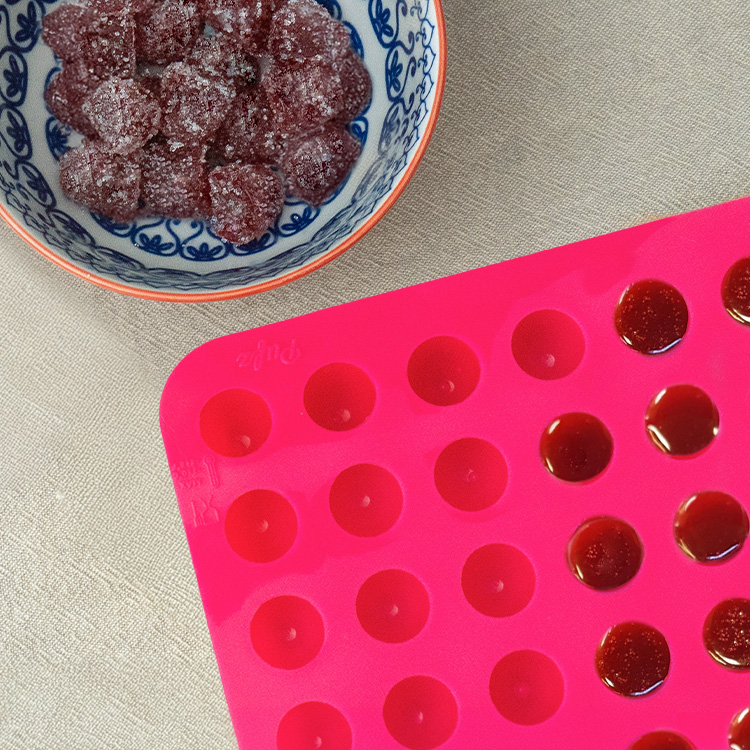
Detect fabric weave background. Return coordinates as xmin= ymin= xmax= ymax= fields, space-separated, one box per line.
xmin=2 ymin=1 xmax=749 ymax=746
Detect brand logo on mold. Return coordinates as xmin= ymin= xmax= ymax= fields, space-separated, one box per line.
xmin=190 ymin=495 xmax=219 ymax=527
xmin=171 ymin=456 xmax=220 ymax=491
xmin=236 ymin=339 xmax=302 ymax=371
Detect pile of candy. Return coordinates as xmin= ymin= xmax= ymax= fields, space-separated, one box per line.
xmin=43 ymin=0 xmax=371 ymax=244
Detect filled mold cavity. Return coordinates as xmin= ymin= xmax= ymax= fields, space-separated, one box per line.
xmin=595 ymin=622 xmax=670 ymax=697
xmin=722 ymin=257 xmax=750 ymax=325
xmin=407 ymin=335 xmax=481 ymax=405
xmin=645 ymin=385 xmax=719 ymax=458
xmin=382 ymin=676 xmax=458 ymax=750
xmin=224 ymin=489 xmax=297 ymax=563
xmin=356 ymin=569 xmax=430 ymax=643
xmin=433 ymin=438 xmax=508 ymax=511
xmin=567 ymin=517 xmax=643 ymax=590
xmin=673 ymin=491 xmax=749 ymax=564
xmin=628 ymin=731 xmax=695 ymax=750
xmin=540 ymin=412 xmax=613 ymax=483
xmin=329 ymin=464 xmax=403 ymax=537
xmin=250 ymin=595 xmax=324 ymax=670
xmin=703 ymin=598 xmax=750 ymax=670
xmin=303 ymin=363 xmax=376 ymax=431
xmin=199 ymin=388 xmax=271 ymax=457
xmin=489 ymin=650 xmax=564 ymax=726
xmin=730 ymin=708 xmax=750 ymax=750
xmin=511 ymin=310 xmax=585 ymax=380
xmin=276 ymin=702 xmax=352 ymax=750
xmin=614 ymin=280 xmax=688 ymax=354
xmin=461 ymin=544 xmax=535 ymax=617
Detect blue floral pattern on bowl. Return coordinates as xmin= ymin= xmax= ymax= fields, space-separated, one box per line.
xmin=0 ymin=0 xmax=442 ymax=295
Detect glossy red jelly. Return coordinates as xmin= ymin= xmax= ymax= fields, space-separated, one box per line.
xmin=615 ymin=280 xmax=689 ymax=354
xmin=730 ymin=708 xmax=750 ymax=750
xmin=673 ymin=491 xmax=749 ymax=564
xmin=629 ymin=731 xmax=696 ymax=750
xmin=540 ymin=412 xmax=613 ymax=483
xmin=703 ymin=598 xmax=750 ymax=670
xmin=722 ymin=257 xmax=750 ymax=324
xmin=596 ymin=622 xmax=670 ymax=697
xmin=567 ymin=517 xmax=643 ymax=590
xmin=645 ymin=385 xmax=719 ymax=457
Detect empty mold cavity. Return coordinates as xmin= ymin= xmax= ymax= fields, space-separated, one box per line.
xmin=199 ymin=388 xmax=271 ymax=457
xmin=703 ymin=598 xmax=750 ymax=670
xmin=595 ymin=622 xmax=670 ymax=697
xmin=382 ymin=676 xmax=458 ymax=750
xmin=645 ymin=385 xmax=719 ymax=458
xmin=224 ymin=489 xmax=298 ymax=563
xmin=540 ymin=412 xmax=613 ymax=483
xmin=614 ymin=280 xmax=688 ymax=354
xmin=304 ymin=363 xmax=376 ymax=431
xmin=329 ymin=464 xmax=403 ymax=537
xmin=356 ymin=569 xmax=429 ymax=643
xmin=511 ymin=310 xmax=585 ymax=380
xmin=434 ymin=438 xmax=508 ymax=512
xmin=276 ymin=702 xmax=352 ymax=750
xmin=722 ymin=257 xmax=750 ymax=325
xmin=407 ymin=335 xmax=480 ymax=405
xmin=461 ymin=544 xmax=535 ymax=618
xmin=730 ymin=708 xmax=750 ymax=750
xmin=489 ymin=650 xmax=564 ymax=726
xmin=629 ymin=731 xmax=695 ymax=750
xmin=567 ymin=517 xmax=643 ymax=591
xmin=673 ymin=491 xmax=749 ymax=564
xmin=250 ymin=595 xmax=324 ymax=670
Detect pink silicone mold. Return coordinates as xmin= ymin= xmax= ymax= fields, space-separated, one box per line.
xmin=160 ymin=198 xmax=750 ymax=750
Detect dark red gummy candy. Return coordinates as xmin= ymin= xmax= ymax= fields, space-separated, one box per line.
xmin=42 ymin=4 xmax=95 ymax=62
xmin=88 ymin=0 xmax=157 ymax=12
xmin=215 ymin=87 xmax=280 ymax=163
xmin=268 ymin=0 xmax=351 ymax=64
xmin=59 ymin=141 xmax=141 ymax=223
xmin=263 ymin=58 xmax=346 ymax=136
xmin=160 ymin=62 xmax=236 ymax=145
xmin=81 ymin=12 xmax=137 ymax=80
xmin=281 ymin=122 xmax=360 ymax=205
xmin=141 ymin=139 xmax=209 ymax=218
xmin=338 ymin=51 xmax=371 ymax=121
xmin=135 ymin=0 xmax=204 ymax=65
xmin=83 ymin=78 xmax=161 ymax=155
xmin=208 ymin=163 xmax=284 ymax=244
xmin=187 ymin=34 xmax=259 ymax=87
xmin=200 ymin=0 xmax=275 ymax=55
xmin=45 ymin=60 xmax=104 ymax=138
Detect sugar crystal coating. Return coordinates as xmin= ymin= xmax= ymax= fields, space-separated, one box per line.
xmin=141 ymin=138 xmax=209 ymax=218
xmin=215 ymin=87 xmax=280 ymax=162
xmin=337 ymin=50 xmax=372 ymax=121
xmin=42 ymin=4 xmax=95 ymax=63
xmin=81 ymin=12 xmax=137 ymax=79
xmin=135 ymin=0 xmax=204 ymax=65
xmin=45 ymin=60 xmax=104 ymax=138
xmin=59 ymin=141 xmax=141 ymax=223
xmin=187 ymin=34 xmax=260 ymax=87
xmin=209 ymin=163 xmax=284 ymax=244
xmin=200 ymin=0 xmax=275 ymax=55
xmin=281 ymin=122 xmax=361 ymax=205
xmin=87 ymin=0 xmax=157 ymax=13
xmin=268 ymin=0 xmax=351 ymax=64
xmin=160 ymin=62 xmax=236 ymax=145
xmin=83 ymin=77 xmax=161 ymax=154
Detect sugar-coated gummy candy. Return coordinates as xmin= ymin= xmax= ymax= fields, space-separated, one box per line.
xmin=215 ymin=87 xmax=280 ymax=163
xmin=160 ymin=62 xmax=236 ymax=145
xmin=263 ymin=58 xmax=346 ymax=136
xmin=138 ymin=75 xmax=162 ymax=100
xmin=141 ymin=138 xmax=209 ymax=218
xmin=45 ymin=59 xmax=104 ymax=138
xmin=81 ymin=12 xmax=137 ymax=79
xmin=42 ymin=4 xmax=95 ymax=63
xmin=187 ymin=34 xmax=259 ymax=88
xmin=86 ymin=0 xmax=157 ymax=13
xmin=268 ymin=0 xmax=351 ymax=64
xmin=281 ymin=122 xmax=360 ymax=205
xmin=135 ymin=0 xmax=204 ymax=65
xmin=199 ymin=0 xmax=275 ymax=55
xmin=59 ymin=141 xmax=141 ymax=223
xmin=83 ymin=78 xmax=161 ymax=155
xmin=208 ymin=163 xmax=284 ymax=244
xmin=338 ymin=50 xmax=371 ymax=121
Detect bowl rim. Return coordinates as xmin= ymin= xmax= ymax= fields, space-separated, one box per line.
xmin=1 ymin=0 xmax=447 ymax=303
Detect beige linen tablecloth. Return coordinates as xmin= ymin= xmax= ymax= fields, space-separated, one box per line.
xmin=2 ymin=0 xmax=749 ymax=747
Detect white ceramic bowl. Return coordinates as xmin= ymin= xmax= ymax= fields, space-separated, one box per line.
xmin=0 ymin=0 xmax=445 ymax=300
